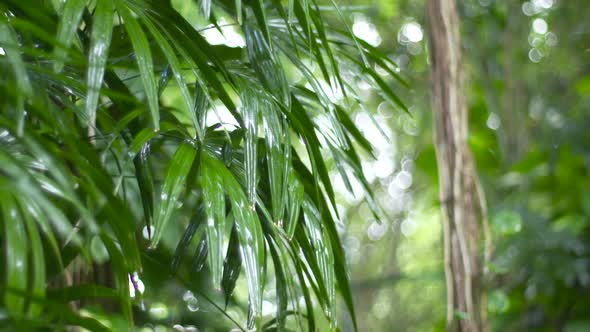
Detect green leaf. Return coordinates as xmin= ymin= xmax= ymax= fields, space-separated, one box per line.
xmin=134 ymin=142 xmax=156 ymax=241
xmin=302 ymin=199 xmax=336 ymax=328
xmin=244 ymin=25 xmax=289 ymax=107
xmin=18 ymin=200 xmax=46 ymax=316
xmin=202 ymin=157 xmax=227 ymax=289
xmin=197 ymin=0 xmax=212 ymax=18
xmin=0 ymin=149 xmax=76 ymax=242
xmin=334 ymin=105 xmax=375 ymax=157
xmin=258 ymin=211 xmax=294 ymax=332
xmin=286 ymin=97 xmax=337 ymax=212
xmin=222 ymin=223 xmax=242 ymax=308
xmin=193 ymin=235 xmax=209 ymax=272
xmin=262 ymin=102 xmax=288 ymax=224
xmin=285 ymin=170 xmax=303 ymax=239
xmin=137 ymin=0 xmax=241 ymax=123
xmin=203 ymin=152 xmax=264 ymax=330
xmin=1 ymin=194 xmax=28 ymax=315
xmin=115 ymin=2 xmax=160 ymax=130
xmin=238 ymin=80 xmax=260 ymax=206
xmin=250 ymin=0 xmax=272 ymax=48
xmin=85 ymin=0 xmax=114 ymax=128
xmin=235 ymin=0 xmax=243 ymax=23
xmin=151 ymin=142 xmax=198 ymax=248
xmin=364 ymin=67 xmax=408 ymax=113
xmin=0 ymin=19 xmax=32 ymax=96
xmin=140 ymin=13 xmax=199 ymax=136
xmin=0 ymin=18 xmax=32 ymax=135
xmin=101 ymin=234 xmax=133 ymax=325
xmin=47 ymin=285 xmax=119 ymax=302
xmin=53 ymin=0 xmax=86 ymax=73
xmin=171 ymin=211 xmax=202 ymax=273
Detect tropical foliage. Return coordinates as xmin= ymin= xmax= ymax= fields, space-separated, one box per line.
xmin=0 ymin=0 xmax=406 ymax=330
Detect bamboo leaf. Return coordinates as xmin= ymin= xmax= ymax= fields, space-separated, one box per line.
xmin=197 ymin=0 xmax=212 ymax=18
xmin=134 ymin=142 xmax=156 ymax=241
xmin=285 ymin=170 xmax=303 ymax=238
xmin=302 ymin=199 xmax=336 ymax=328
xmin=0 ymin=19 xmax=32 ymax=96
xmin=53 ymin=0 xmax=86 ymax=73
xmin=1 ymin=193 xmax=28 ymax=315
xmin=193 ymin=236 xmax=209 ymax=272
xmin=115 ymin=2 xmax=160 ymax=130
xmin=18 ymin=200 xmax=46 ymax=316
xmin=171 ymin=210 xmax=202 ymax=273
xmin=334 ymin=105 xmax=375 ymax=157
xmin=202 ymin=157 xmax=227 ymax=289
xmin=261 ymin=102 xmax=288 ymax=224
xmin=238 ymin=80 xmax=259 ymax=206
xmin=203 ymin=152 xmax=264 ymax=330
xmin=0 ymin=18 xmax=32 ymax=135
xmin=140 ymin=15 xmax=199 ymax=136
xmin=101 ymin=234 xmax=133 ymax=325
xmin=151 ymin=142 xmax=198 ymax=248
xmin=85 ymin=0 xmax=114 ymax=128
xmin=222 ymin=223 xmax=242 ymax=307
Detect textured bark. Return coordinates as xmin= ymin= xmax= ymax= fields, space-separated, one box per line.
xmin=426 ymin=1 xmax=490 ymax=331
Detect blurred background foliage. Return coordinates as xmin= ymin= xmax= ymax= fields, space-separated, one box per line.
xmin=1 ymin=0 xmax=589 ymax=331
xmin=329 ymin=0 xmax=590 ymax=331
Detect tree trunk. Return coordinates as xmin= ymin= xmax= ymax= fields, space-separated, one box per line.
xmin=426 ymin=1 xmax=490 ymax=331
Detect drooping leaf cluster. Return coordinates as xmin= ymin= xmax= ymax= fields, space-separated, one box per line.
xmin=0 ymin=0 xmax=406 ymax=330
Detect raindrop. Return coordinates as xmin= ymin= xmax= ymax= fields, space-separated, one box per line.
xmin=528 ymin=34 xmax=543 ymax=47
xmin=528 ymin=48 xmax=543 ymax=63
xmin=187 ymin=300 xmax=199 ymax=312
xmin=401 ymin=218 xmax=417 ymax=237
xmin=532 ymin=18 xmax=548 ymax=34
xmin=183 ymin=291 xmax=200 ymax=312
xmin=64 ymin=87 xmax=75 ymax=95
xmin=352 ymin=15 xmax=382 ymax=47
xmin=399 ymin=22 xmax=423 ymax=43
xmin=142 ymin=226 xmax=154 ymax=240
xmin=534 ymin=0 xmax=553 ymax=9
xmin=486 ymin=112 xmax=501 ymax=130
xmin=401 ymin=158 xmax=415 ymax=173
xmin=149 ymin=302 xmax=169 ymax=319
xmin=522 ymin=2 xmax=537 ymax=16
xmin=395 ymin=171 xmax=413 ymax=190
xmin=367 ymin=221 xmax=388 ymax=241
xmin=545 ymin=32 xmax=558 ymax=46
xmin=182 ymin=291 xmax=193 ymax=301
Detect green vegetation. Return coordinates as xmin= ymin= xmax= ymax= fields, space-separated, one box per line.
xmin=1 ymin=0 xmax=589 ymax=331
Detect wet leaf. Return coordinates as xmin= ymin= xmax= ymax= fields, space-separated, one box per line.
xmin=1 ymin=194 xmax=28 ymax=315
xmin=85 ymin=0 xmax=114 ymax=128
xmin=202 ymin=157 xmax=227 ymax=289
xmin=152 ymin=142 xmax=198 ymax=248
xmin=53 ymin=0 xmax=86 ymax=73
xmin=222 ymin=223 xmax=242 ymax=307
